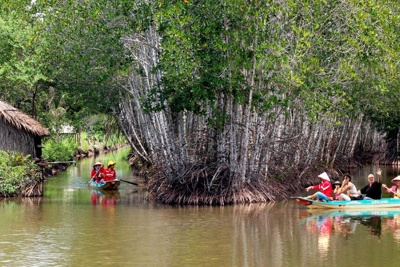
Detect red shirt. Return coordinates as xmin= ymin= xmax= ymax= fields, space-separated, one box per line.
xmin=312 ymin=180 xmax=332 ymax=198
xmin=91 ymin=167 xmax=105 ymax=182
xmin=104 ymin=168 xmax=117 ymax=181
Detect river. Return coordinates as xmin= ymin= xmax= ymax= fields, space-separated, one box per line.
xmin=1 ymin=147 xmax=400 ymax=266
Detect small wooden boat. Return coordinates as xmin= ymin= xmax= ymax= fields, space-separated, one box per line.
xmin=292 ymin=197 xmax=400 ymax=210
xmin=89 ymin=179 xmax=121 ymax=190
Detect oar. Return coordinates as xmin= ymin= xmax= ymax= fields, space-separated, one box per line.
xmin=387 ymin=188 xmax=400 ymax=198
xmin=91 ymin=167 xmax=103 ymax=182
xmin=119 ymin=179 xmax=139 ymax=186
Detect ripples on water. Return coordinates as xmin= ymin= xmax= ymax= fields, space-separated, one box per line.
xmin=1 ymin=151 xmax=400 ymax=266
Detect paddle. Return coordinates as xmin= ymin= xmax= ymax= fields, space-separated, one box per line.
xmin=387 ymin=188 xmax=400 ymax=198
xmin=119 ymin=179 xmax=139 ymax=186
xmin=89 ymin=167 xmax=103 ymax=184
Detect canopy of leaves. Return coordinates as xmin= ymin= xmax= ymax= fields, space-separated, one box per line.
xmin=139 ymin=0 xmax=400 ymax=126
xmin=3 ymin=0 xmax=400 ymax=139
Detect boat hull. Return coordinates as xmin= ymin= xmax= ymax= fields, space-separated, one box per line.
xmin=292 ymin=197 xmax=400 ymax=210
xmin=89 ymin=179 xmax=121 ymax=190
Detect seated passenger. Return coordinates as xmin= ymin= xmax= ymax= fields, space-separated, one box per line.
xmin=104 ymin=161 xmax=117 ymax=181
xmin=333 ymin=180 xmax=341 ymax=200
xmin=305 ymin=172 xmax=332 ymax=202
xmin=358 ymin=168 xmax=382 ymax=200
xmin=338 ymin=174 xmax=361 ymax=201
xmin=91 ymin=162 xmax=105 ymax=183
xmin=383 ymin=176 xmax=400 ymax=198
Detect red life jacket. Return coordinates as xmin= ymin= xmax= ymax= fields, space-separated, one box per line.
xmin=104 ymin=168 xmax=117 ymax=181
xmin=91 ymin=167 xmax=105 ymax=182
xmin=312 ymin=180 xmax=332 ymax=198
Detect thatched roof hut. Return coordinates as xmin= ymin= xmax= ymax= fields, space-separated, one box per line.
xmin=0 ymin=100 xmax=49 ymax=158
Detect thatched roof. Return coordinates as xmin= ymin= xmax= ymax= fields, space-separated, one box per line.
xmin=0 ymin=100 xmax=50 ymax=137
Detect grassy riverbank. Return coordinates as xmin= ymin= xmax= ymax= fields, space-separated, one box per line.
xmin=42 ymin=132 xmax=127 ymax=162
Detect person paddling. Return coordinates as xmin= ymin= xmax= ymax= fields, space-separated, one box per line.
xmin=104 ymin=161 xmax=117 ymax=181
xmin=91 ymin=162 xmax=105 ymax=183
xmin=358 ymin=168 xmax=382 ymax=200
xmin=383 ymin=176 xmax=400 ymax=198
xmin=305 ymin=172 xmax=332 ymax=202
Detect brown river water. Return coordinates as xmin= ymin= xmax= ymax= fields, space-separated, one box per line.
xmin=1 ymin=147 xmax=400 ymax=266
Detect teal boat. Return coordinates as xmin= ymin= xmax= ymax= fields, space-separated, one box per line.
xmin=89 ymin=179 xmax=121 ymax=190
xmin=306 ymin=209 xmax=400 ymax=217
xmin=292 ymin=197 xmax=400 ymax=210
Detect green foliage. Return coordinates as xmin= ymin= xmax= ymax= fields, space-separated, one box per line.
xmin=0 ymin=151 xmax=41 ymax=195
xmin=132 ymin=0 xmax=400 ymax=130
xmin=42 ymin=138 xmax=78 ymax=162
xmin=4 ymin=0 xmax=400 ymax=146
xmin=0 ymin=9 xmax=51 ymax=117
xmin=30 ymin=0 xmax=129 ymax=117
xmin=42 ymin=130 xmax=126 ymax=161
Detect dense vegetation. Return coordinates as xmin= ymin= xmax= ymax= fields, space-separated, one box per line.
xmin=2 ymin=1 xmax=400 ymax=203
xmin=0 ymin=151 xmax=42 ymax=196
xmin=0 ymin=2 xmax=126 ymax=162
xmin=42 ymin=131 xmax=126 ymax=161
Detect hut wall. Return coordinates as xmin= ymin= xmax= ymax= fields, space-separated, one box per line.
xmin=0 ymin=119 xmax=37 ymax=158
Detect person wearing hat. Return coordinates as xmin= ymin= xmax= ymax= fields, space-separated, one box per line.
xmin=104 ymin=161 xmax=117 ymax=181
xmin=91 ymin=162 xmax=105 ymax=183
xmin=305 ymin=172 xmax=332 ymax=201
xmin=337 ymin=174 xmax=361 ymax=201
xmin=383 ymin=176 xmax=400 ymax=198
xmin=358 ymin=168 xmax=382 ymax=200
xmin=333 ymin=180 xmax=342 ymax=201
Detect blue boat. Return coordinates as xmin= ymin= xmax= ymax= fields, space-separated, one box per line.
xmin=292 ymin=196 xmax=400 ymax=210
xmin=89 ymin=179 xmax=121 ymax=190
xmin=307 ymin=209 xmax=400 ymax=217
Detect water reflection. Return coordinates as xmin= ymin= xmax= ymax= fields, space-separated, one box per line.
xmin=301 ymin=210 xmax=400 ymax=243
xmin=5 ymin=155 xmax=400 ymax=266
xmin=383 ymin=213 xmax=400 ymax=242
xmin=90 ymin=189 xmax=120 ymax=206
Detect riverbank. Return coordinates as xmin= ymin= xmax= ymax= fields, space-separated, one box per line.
xmin=73 ymin=143 xmax=127 ymax=160
xmin=40 ymin=144 xmax=129 ymax=179
xmin=141 ymin=149 xmax=385 ymax=205
xmin=0 ymin=151 xmax=43 ymax=197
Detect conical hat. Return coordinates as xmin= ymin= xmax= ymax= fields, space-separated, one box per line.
xmin=94 ymin=162 xmax=102 ymax=166
xmin=318 ymin=172 xmax=330 ymax=181
xmin=392 ymin=176 xmax=400 ymax=183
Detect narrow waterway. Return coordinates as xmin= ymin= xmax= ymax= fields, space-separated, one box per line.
xmin=1 ymin=148 xmax=400 ymax=266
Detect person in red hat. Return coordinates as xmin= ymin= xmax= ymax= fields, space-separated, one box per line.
xmin=91 ymin=162 xmax=105 ymax=183
xmin=383 ymin=176 xmax=400 ymax=198
xmin=305 ymin=172 xmax=332 ymax=201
